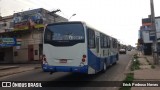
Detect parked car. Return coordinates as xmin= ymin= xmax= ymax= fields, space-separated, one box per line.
xmin=119 ymin=48 xmax=126 ymax=54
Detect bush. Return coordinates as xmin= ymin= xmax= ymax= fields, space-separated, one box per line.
xmin=133 ymin=54 xmax=138 ymax=59
xmin=151 ymin=65 xmax=155 ymax=69
xmin=131 ymin=57 xmax=140 ymax=71
xmin=119 ymin=73 xmax=134 ymax=90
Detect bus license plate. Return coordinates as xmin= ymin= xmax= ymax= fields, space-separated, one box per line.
xmin=60 ymin=59 xmax=67 ymax=63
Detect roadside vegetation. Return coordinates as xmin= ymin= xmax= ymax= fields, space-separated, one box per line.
xmin=151 ymin=65 xmax=155 ymax=69
xmin=119 ymin=54 xmax=137 ymax=90
xmin=119 ymin=73 xmax=134 ymax=90
xmin=119 ymin=53 xmax=156 ymax=90
xmin=131 ymin=54 xmax=140 ymax=71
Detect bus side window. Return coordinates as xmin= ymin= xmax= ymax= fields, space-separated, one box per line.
xmin=107 ymin=37 xmax=110 ymax=48
xmin=112 ymin=39 xmax=115 ymax=48
xmin=88 ymin=28 xmax=95 ymax=48
xmin=100 ymin=33 xmax=104 ymax=48
xmin=115 ymin=40 xmax=117 ymax=48
xmin=111 ymin=39 xmax=113 ymax=48
xmin=104 ymin=36 xmax=107 ymax=48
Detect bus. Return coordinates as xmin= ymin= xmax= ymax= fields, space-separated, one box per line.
xmin=42 ymin=21 xmax=119 ymax=74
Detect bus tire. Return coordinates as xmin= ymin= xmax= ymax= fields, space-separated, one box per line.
xmin=102 ymin=63 xmax=107 ymax=72
xmin=113 ymin=61 xmax=117 ymax=65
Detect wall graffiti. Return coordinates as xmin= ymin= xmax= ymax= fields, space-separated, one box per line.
xmin=13 ymin=8 xmax=45 ymax=31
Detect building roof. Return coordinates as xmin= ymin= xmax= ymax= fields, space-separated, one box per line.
xmin=0 ymin=15 xmax=13 ymax=21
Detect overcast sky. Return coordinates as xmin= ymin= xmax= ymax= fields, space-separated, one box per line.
xmin=0 ymin=0 xmax=160 ymax=46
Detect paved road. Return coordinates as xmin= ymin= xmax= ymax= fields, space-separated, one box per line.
xmin=0 ymin=50 xmax=135 ymax=90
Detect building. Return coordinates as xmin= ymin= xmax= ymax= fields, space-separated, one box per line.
xmin=138 ymin=16 xmax=160 ymax=55
xmin=0 ymin=15 xmax=15 ymax=63
xmin=0 ymin=8 xmax=68 ymax=63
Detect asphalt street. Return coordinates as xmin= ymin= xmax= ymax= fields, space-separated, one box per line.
xmin=0 ymin=50 xmax=135 ymax=90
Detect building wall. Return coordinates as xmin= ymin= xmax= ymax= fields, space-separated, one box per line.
xmin=13 ymin=45 xmax=28 ymax=63
xmin=142 ymin=30 xmax=153 ymax=43
xmin=156 ymin=18 xmax=160 ymax=42
xmin=33 ymin=44 xmax=40 ymax=60
xmin=20 ymin=31 xmax=43 ymax=46
xmin=13 ymin=31 xmax=42 ymax=62
xmin=13 ymin=44 xmax=41 ymax=63
xmin=0 ymin=16 xmax=14 ymax=33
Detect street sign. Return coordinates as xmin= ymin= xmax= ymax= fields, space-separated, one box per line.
xmin=0 ymin=38 xmax=16 ymax=47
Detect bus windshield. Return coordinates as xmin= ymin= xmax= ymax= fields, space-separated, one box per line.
xmin=44 ymin=23 xmax=85 ymax=46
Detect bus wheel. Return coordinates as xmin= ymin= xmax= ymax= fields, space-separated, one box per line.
xmin=113 ymin=62 xmax=117 ymax=65
xmin=102 ymin=63 xmax=107 ymax=72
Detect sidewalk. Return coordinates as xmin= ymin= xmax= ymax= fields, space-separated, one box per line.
xmin=0 ymin=64 xmax=41 ymax=77
xmin=131 ymin=54 xmax=160 ymax=90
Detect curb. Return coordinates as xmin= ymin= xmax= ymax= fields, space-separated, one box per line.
xmin=0 ymin=67 xmax=41 ymax=78
xmin=0 ymin=68 xmax=34 ymax=78
xmin=0 ymin=66 xmax=19 ymax=70
xmin=124 ymin=56 xmax=133 ymax=74
xmin=134 ymin=79 xmax=160 ymax=81
xmin=34 ymin=66 xmax=41 ymax=69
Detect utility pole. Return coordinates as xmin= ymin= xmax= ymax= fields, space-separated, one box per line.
xmin=150 ymin=0 xmax=159 ymax=64
xmin=0 ymin=0 xmax=1 ymax=17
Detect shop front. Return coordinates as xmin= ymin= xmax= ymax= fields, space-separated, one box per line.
xmin=0 ymin=38 xmax=17 ymax=63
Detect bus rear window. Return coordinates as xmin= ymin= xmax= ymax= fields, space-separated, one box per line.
xmin=44 ymin=23 xmax=85 ymax=46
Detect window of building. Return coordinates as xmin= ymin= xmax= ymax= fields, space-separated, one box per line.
xmin=35 ymin=50 xmax=38 ymax=55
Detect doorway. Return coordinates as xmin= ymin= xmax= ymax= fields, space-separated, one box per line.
xmin=28 ymin=45 xmax=34 ymax=61
xmin=0 ymin=52 xmax=5 ymax=61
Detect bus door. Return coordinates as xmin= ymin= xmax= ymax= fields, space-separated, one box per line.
xmin=96 ymin=36 xmax=103 ymax=70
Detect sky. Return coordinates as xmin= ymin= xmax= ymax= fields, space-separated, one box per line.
xmin=0 ymin=0 xmax=160 ymax=47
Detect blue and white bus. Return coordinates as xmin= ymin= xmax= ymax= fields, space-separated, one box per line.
xmin=42 ymin=21 xmax=119 ymax=74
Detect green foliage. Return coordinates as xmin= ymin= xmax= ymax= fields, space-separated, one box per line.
xmin=125 ymin=73 xmax=134 ymax=81
xmin=119 ymin=73 xmax=134 ymax=90
xmin=131 ymin=58 xmax=140 ymax=71
xmin=151 ymin=65 xmax=155 ymax=69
